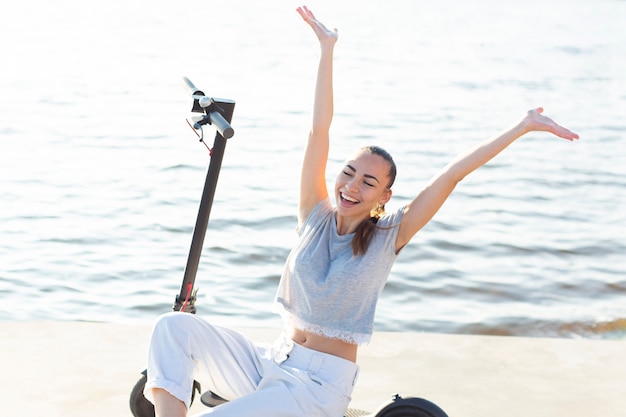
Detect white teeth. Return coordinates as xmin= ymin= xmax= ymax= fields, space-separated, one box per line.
xmin=341 ymin=193 xmax=359 ymax=203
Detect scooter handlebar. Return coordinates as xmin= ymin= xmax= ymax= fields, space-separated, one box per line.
xmin=207 ymin=108 xmax=234 ymax=139
xmin=182 ymin=77 xmax=235 ymax=139
xmin=182 ymin=76 xmax=202 ymax=96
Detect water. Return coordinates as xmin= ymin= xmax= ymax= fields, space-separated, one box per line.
xmin=1 ymin=0 xmax=625 ymax=339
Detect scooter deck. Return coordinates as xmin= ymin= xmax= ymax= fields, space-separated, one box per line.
xmin=344 ymin=408 xmax=370 ymax=417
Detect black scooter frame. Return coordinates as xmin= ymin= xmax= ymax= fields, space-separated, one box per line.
xmin=174 ymin=77 xmax=235 ymax=313
xmin=129 ymin=77 xmax=235 ymax=417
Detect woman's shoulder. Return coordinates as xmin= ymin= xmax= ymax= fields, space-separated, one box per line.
xmin=297 ymin=198 xmax=334 ymax=232
xmin=377 ymin=204 xmax=405 ymax=227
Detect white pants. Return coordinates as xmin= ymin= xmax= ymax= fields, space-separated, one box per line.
xmin=144 ymin=312 xmax=360 ymax=417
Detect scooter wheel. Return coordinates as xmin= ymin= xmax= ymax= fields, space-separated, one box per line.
xmin=129 ymin=371 xmax=201 ymax=417
xmin=129 ymin=374 xmax=154 ymax=417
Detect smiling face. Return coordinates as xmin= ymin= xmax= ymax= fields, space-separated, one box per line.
xmin=335 ymin=149 xmax=394 ymax=222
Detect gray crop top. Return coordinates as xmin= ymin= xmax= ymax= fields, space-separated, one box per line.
xmin=274 ymin=198 xmax=404 ymax=345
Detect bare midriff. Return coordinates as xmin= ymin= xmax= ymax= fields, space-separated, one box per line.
xmin=287 ymin=326 xmax=358 ymax=363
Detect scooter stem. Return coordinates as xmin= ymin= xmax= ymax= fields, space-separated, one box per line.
xmin=174 ymin=77 xmax=236 ymax=313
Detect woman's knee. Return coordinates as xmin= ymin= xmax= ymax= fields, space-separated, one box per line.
xmin=153 ymin=311 xmax=198 ymax=333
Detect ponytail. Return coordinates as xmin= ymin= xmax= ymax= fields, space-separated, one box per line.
xmin=351 ymin=204 xmax=385 ymax=256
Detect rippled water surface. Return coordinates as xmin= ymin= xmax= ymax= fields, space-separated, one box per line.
xmin=1 ymin=0 xmax=625 ymax=339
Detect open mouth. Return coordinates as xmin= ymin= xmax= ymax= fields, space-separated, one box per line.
xmin=340 ymin=192 xmax=360 ymax=206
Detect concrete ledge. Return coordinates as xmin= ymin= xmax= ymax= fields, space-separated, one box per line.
xmin=1 ymin=322 xmax=623 ymax=417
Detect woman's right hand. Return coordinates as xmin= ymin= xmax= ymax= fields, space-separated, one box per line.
xmin=297 ymin=5 xmax=338 ymax=47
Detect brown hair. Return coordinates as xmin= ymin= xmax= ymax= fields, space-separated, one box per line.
xmin=351 ymin=146 xmax=397 ymax=256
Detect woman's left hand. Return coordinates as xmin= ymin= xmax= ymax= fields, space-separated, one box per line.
xmin=522 ymin=107 xmax=580 ymax=141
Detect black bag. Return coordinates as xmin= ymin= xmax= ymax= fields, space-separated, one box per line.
xmin=369 ymin=394 xmax=449 ymax=417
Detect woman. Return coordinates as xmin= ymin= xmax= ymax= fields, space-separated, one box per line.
xmin=144 ymin=6 xmax=579 ymax=417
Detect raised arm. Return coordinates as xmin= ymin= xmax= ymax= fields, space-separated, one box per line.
xmin=296 ymin=6 xmax=338 ymax=224
xmin=395 ymin=108 xmax=580 ymax=252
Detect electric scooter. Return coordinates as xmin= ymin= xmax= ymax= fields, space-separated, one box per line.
xmin=129 ymin=76 xmax=235 ymax=417
xmin=128 ymin=78 xmax=449 ymax=417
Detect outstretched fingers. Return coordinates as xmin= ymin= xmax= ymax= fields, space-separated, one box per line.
xmin=526 ymin=108 xmax=580 ymax=141
xmin=296 ymin=5 xmax=338 ymax=44
xmin=296 ymin=5 xmax=315 ymax=21
xmin=553 ymin=125 xmax=580 ymax=141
